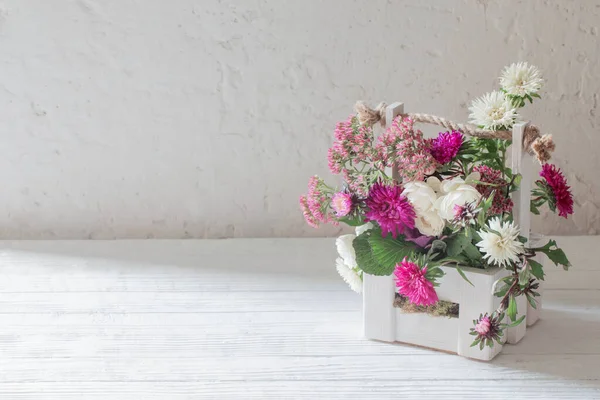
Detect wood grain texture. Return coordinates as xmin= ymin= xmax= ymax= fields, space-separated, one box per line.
xmin=0 ymin=238 xmax=598 ymax=399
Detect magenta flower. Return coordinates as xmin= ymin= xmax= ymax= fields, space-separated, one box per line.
xmin=393 ymin=258 xmax=438 ymax=306
xmin=469 ymin=312 xmax=504 ymax=349
xmin=540 ymin=164 xmax=574 ymax=218
xmin=430 ymin=131 xmax=463 ymax=164
xmin=365 ymin=182 xmax=416 ymax=238
xmin=331 ymin=192 xmax=353 ymax=217
xmin=474 ymin=315 xmax=491 ymax=336
xmin=473 ymin=165 xmax=514 ymax=215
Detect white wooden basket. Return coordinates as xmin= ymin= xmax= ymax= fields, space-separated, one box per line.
xmin=362 ymin=102 xmax=544 ymax=361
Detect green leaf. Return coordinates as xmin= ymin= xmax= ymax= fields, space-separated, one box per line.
xmin=369 ymin=233 xmax=419 ymax=267
xmin=338 ymin=214 xmax=366 ymax=227
xmin=494 ymin=283 xmax=511 ymax=298
xmin=353 ymin=229 xmax=418 ymax=276
xmin=455 ymin=266 xmax=474 ymax=287
xmin=427 ymin=240 xmax=447 ymax=260
xmin=546 ymin=247 xmax=571 ymax=271
xmin=534 ymin=239 xmax=571 ymax=270
xmin=530 ymin=201 xmax=540 ymax=215
xmin=505 ymin=314 xmax=526 ymax=327
xmin=353 ymin=233 xmax=392 ymax=276
xmin=462 ymin=242 xmax=482 ymax=262
xmin=526 ymin=294 xmax=538 ymax=309
xmin=507 ymin=295 xmax=518 ymax=322
xmin=425 ymin=266 xmax=445 ymax=286
xmin=528 ymin=258 xmax=545 ymax=280
xmin=446 ymin=234 xmax=470 ymax=257
xmin=519 ymin=263 xmax=530 ymax=286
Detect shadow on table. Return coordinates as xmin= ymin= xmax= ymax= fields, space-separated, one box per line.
xmin=493 ymin=307 xmax=600 ymax=388
xmin=0 ymin=238 xmax=344 ymax=285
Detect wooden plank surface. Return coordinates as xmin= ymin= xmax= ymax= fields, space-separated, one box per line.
xmin=0 ymin=237 xmax=598 ymax=399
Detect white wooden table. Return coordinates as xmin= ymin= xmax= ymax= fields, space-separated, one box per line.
xmin=0 ymin=237 xmax=598 ymax=399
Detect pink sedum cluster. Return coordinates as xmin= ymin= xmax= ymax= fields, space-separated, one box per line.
xmin=327 ymin=115 xmax=376 ymax=196
xmin=376 ymin=116 xmax=438 ymax=182
xmin=299 ymin=176 xmax=337 ymax=228
xmin=393 ymin=257 xmax=439 ymax=306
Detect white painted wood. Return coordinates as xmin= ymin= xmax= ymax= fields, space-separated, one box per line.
xmin=395 ymin=311 xmax=459 ymax=353
xmin=457 ymin=266 xmax=507 ymax=360
xmin=363 ymin=274 xmax=396 ymax=341
xmin=1 ymin=381 xmax=599 ymax=400
xmin=385 ymin=102 xmax=404 ymax=127
xmin=506 ymin=121 xmax=533 ymax=344
xmin=0 ymin=238 xmax=598 ymax=398
xmin=366 ymin=265 xmax=510 ymax=361
xmin=527 ymin=233 xmax=546 ymax=326
xmin=385 ymin=102 xmax=404 ymax=182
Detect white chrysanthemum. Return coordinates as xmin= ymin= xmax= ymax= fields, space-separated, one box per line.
xmin=476 ymin=217 xmax=525 ymax=267
xmin=335 ymin=257 xmax=363 ymax=293
xmin=335 ymin=234 xmax=357 ymax=268
xmin=355 ymin=222 xmax=374 ymax=236
xmin=499 ymin=62 xmax=543 ymax=97
xmin=468 ymin=91 xmax=519 ymax=130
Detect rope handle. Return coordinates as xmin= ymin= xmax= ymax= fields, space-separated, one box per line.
xmin=355 ymin=101 xmax=555 ymax=164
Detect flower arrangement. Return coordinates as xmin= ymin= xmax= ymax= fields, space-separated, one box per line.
xmin=300 ymin=62 xmax=573 ymax=350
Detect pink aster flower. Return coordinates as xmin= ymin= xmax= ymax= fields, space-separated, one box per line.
xmin=540 ymin=164 xmax=574 ymax=218
xmin=365 ymin=182 xmax=416 ymax=238
xmin=393 ymin=258 xmax=438 ymax=306
xmin=429 ymin=131 xmax=463 ymax=164
xmin=475 ymin=315 xmax=491 ymax=336
xmin=473 ymin=165 xmax=514 ymax=215
xmin=469 ymin=312 xmax=504 ymax=348
xmin=331 ymin=192 xmax=353 ymax=217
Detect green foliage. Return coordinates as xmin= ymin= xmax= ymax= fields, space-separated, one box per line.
xmin=528 ymin=259 xmax=545 ymax=280
xmin=444 ymin=233 xmax=482 ymax=268
xmin=352 ymin=228 xmax=419 ymax=276
xmin=455 ymin=266 xmax=474 ymax=287
xmin=338 ymin=214 xmax=365 ymax=227
xmin=507 ymin=295 xmax=518 ymax=322
xmin=353 ymin=233 xmax=389 ymax=275
xmin=532 ymin=239 xmax=571 ymax=270
xmin=446 ymin=234 xmax=470 ymax=257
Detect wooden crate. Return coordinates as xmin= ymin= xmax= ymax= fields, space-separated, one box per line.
xmin=362 ymin=102 xmax=543 ymax=361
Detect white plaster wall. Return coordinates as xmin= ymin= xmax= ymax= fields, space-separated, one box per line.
xmin=0 ymin=0 xmax=598 ymax=239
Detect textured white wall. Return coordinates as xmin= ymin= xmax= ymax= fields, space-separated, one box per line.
xmin=0 ymin=0 xmax=598 ymax=239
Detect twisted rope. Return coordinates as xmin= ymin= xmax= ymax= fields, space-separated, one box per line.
xmin=354 ymin=101 xmax=555 ymax=163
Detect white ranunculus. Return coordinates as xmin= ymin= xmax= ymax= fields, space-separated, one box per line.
xmin=426 ymin=176 xmax=442 ymax=194
xmin=414 ymin=208 xmax=445 ymax=237
xmin=336 ymin=234 xmax=357 ymax=269
xmin=435 ymin=176 xmax=482 ymax=221
xmin=402 ymin=181 xmax=445 ymax=237
xmin=355 ymin=222 xmax=374 ymax=236
xmin=402 ymin=181 xmax=437 ymax=211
